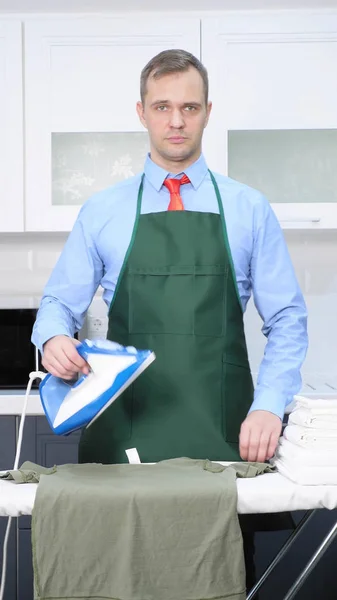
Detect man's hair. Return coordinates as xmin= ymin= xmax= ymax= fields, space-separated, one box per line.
xmin=140 ymin=49 xmax=209 ymax=105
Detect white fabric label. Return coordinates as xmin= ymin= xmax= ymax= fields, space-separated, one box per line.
xmin=125 ymin=448 xmax=141 ymax=464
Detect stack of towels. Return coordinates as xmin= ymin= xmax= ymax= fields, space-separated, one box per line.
xmin=273 ymin=396 xmax=337 ymax=486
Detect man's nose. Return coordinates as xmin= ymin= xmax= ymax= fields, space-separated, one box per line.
xmin=169 ymin=109 xmax=185 ymax=129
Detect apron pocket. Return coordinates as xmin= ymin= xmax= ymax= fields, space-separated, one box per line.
xmin=129 ymin=267 xmax=194 ymax=334
xmin=222 ymin=355 xmax=254 ymax=443
xmin=129 ymin=265 xmax=228 ymax=336
xmin=194 ymin=265 xmax=228 ymax=337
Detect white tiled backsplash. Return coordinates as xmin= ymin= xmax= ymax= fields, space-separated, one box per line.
xmin=0 ymin=230 xmax=336 ymax=388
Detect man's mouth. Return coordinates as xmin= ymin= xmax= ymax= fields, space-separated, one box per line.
xmin=167 ymin=136 xmax=187 ymax=143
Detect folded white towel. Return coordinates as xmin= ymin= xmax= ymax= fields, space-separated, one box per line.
xmin=293 ymin=396 xmax=337 ymax=415
xmin=284 ymin=424 xmax=337 ymax=448
xmin=275 ymin=437 xmax=337 ymax=466
xmin=289 ymin=408 xmax=337 ymax=429
xmin=274 ymin=457 xmax=337 ymax=485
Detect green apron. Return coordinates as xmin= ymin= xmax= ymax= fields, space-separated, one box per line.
xmin=79 ymin=171 xmax=254 ymax=464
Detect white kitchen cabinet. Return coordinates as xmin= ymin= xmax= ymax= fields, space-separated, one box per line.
xmin=202 ymin=12 xmax=337 ymax=229
xmin=0 ymin=20 xmax=23 ymax=232
xmin=24 ymin=17 xmax=200 ymax=231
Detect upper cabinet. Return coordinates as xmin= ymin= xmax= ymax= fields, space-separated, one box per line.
xmin=0 ymin=20 xmax=23 ymax=232
xmin=2 ymin=12 xmax=337 ymax=231
xmin=202 ymin=13 xmax=337 ymax=229
xmin=24 ymin=17 xmax=200 ymax=231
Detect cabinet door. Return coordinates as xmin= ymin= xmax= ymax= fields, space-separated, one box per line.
xmin=25 ymin=17 xmax=200 ymax=232
xmin=17 ymin=415 xmax=81 ymax=467
xmin=0 ymin=417 xmax=17 ymax=600
xmin=17 ymin=529 xmax=33 ymax=600
xmin=0 ymin=20 xmax=23 ymax=232
xmin=36 ymin=416 xmax=81 ymax=466
xmin=202 ymin=13 xmax=337 ymax=229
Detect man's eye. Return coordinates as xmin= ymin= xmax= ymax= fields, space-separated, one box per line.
xmin=185 ymin=106 xmax=196 ymax=111
xmin=157 ymin=105 xmax=167 ymax=111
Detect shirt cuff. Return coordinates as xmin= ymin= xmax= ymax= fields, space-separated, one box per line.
xmin=32 ymin=328 xmax=72 ymax=355
xmin=248 ymin=389 xmax=292 ymax=421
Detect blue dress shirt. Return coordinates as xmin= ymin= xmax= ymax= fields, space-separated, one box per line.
xmin=32 ymin=153 xmax=308 ymax=419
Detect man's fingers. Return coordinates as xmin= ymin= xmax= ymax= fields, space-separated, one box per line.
xmin=266 ymin=430 xmax=280 ymax=460
xmin=45 ymin=364 xmax=75 ymax=380
xmin=62 ymin=343 xmax=88 ymax=371
xmin=256 ymin=433 xmax=271 ymax=463
xmin=42 ymin=335 xmax=90 ymax=378
xmin=247 ymin=430 xmax=261 ymax=463
xmin=239 ymin=423 xmax=250 ymax=460
xmin=44 ymin=349 xmax=77 ymax=376
xmin=240 ymin=411 xmax=282 ymax=464
xmin=42 ymin=355 xmax=77 ymax=380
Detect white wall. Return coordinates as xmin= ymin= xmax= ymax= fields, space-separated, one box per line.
xmin=0 ymin=233 xmax=67 ymax=308
xmin=0 ymin=230 xmax=336 ymax=386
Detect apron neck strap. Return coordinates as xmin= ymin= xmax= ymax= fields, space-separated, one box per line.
xmin=136 ymin=174 xmax=145 ymax=217
xmin=208 ymin=170 xmax=225 ymax=220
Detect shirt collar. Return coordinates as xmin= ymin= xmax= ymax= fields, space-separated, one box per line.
xmin=144 ymin=153 xmax=208 ymax=192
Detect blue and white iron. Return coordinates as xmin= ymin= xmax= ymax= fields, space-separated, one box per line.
xmin=39 ymin=339 xmax=155 ymax=436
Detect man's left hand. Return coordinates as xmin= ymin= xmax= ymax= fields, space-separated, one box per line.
xmin=239 ymin=410 xmax=282 ymax=463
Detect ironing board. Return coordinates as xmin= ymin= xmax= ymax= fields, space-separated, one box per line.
xmin=1 ymin=470 xmax=337 ymax=600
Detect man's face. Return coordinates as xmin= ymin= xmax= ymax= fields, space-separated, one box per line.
xmin=137 ymin=67 xmax=212 ymax=170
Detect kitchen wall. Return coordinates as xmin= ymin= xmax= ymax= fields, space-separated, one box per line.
xmin=0 ymin=228 xmax=336 ymax=382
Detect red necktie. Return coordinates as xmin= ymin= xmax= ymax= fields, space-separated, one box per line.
xmin=163 ymin=174 xmax=190 ymax=211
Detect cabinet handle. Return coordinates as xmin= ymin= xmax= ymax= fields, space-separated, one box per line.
xmin=279 ymin=218 xmax=321 ymax=223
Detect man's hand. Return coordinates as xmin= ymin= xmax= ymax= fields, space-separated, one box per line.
xmin=239 ymin=410 xmax=282 ymax=463
xmin=42 ymin=335 xmax=89 ymax=380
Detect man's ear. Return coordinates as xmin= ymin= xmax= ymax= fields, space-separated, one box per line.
xmin=204 ymin=101 xmax=212 ymax=128
xmin=136 ymin=101 xmax=147 ymax=129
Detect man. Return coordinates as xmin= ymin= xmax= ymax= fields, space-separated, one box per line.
xmin=32 ymin=48 xmax=307 ymax=589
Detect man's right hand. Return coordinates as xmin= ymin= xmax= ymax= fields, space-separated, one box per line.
xmin=42 ymin=335 xmax=90 ymax=380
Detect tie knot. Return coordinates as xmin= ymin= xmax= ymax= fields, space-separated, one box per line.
xmin=163 ymin=174 xmax=190 ymax=194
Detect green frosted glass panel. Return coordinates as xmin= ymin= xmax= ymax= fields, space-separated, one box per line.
xmin=228 ymin=130 xmax=337 ymax=203
xmin=52 ymin=132 xmax=149 ymax=205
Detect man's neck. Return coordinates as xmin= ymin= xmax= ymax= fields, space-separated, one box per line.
xmin=150 ymin=151 xmax=201 ymax=174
